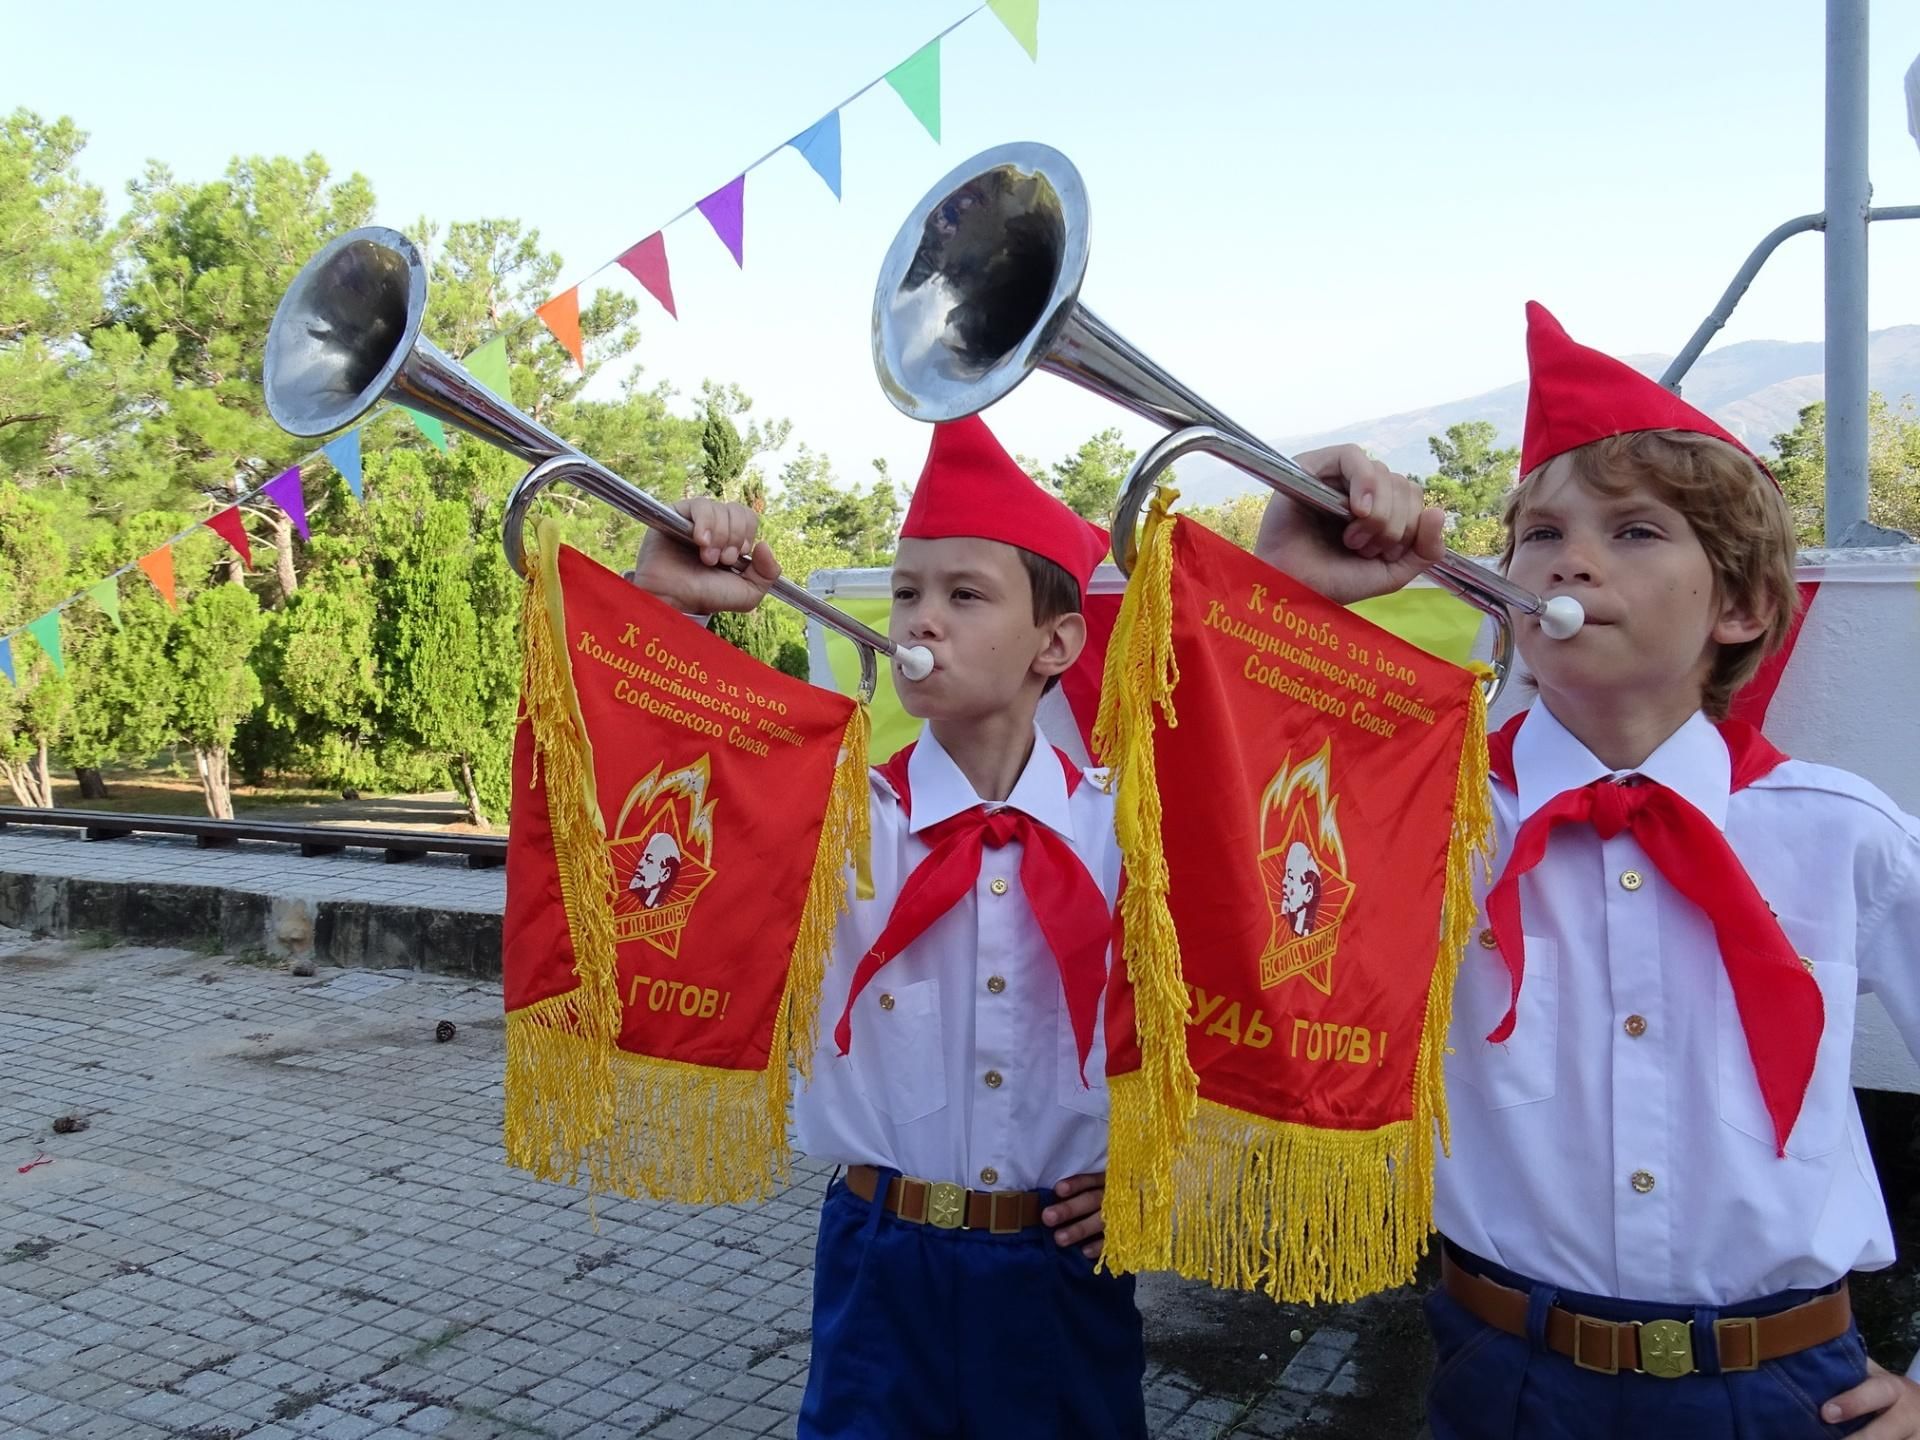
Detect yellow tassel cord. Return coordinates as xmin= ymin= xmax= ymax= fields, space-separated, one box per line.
xmin=1092 ymin=495 xmax=1199 ymax=1273
xmin=504 ymin=525 xmax=623 ymax=1186
xmin=1100 ymin=514 xmax=1498 ymax=1301
xmin=506 ymin=525 xmax=874 ymax=1202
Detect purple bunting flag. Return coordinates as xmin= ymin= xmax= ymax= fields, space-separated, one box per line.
xmin=261 ymin=466 xmax=311 ymax=540
xmin=697 ymin=175 xmax=746 ymax=267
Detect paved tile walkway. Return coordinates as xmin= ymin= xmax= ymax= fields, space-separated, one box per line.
xmin=0 ymin=937 xmax=1375 ymax=1440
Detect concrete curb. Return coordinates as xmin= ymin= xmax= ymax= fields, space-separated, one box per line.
xmin=0 ymin=869 xmax=502 ymax=979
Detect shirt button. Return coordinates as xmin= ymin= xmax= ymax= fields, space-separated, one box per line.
xmin=878 ymin=993 xmax=895 ymax=1011
xmin=986 ymin=975 xmax=1007 ymax=994
xmin=989 ymin=878 xmax=1009 ymax=896
xmin=984 ymin=1070 xmax=1003 ymax=1089
xmin=1619 ymin=870 xmax=1644 ymax=892
xmin=1630 ymin=1169 xmax=1656 ymax=1194
xmin=1623 ymin=1014 xmax=1647 ymax=1038
xmin=1477 ymin=928 xmax=1498 ymax=950
xmin=979 ymin=1166 xmax=999 ymax=1186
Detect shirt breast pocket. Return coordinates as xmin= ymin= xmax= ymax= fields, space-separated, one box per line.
xmin=1715 ymin=915 xmax=1853 ymax=1160
xmin=1448 ymin=935 xmax=1559 ymax=1109
xmin=1057 ymin=1001 xmax=1109 ymax=1118
xmin=860 ymin=978 xmax=949 ymax=1126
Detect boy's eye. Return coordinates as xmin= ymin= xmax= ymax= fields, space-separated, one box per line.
xmin=951 ymin=589 xmax=980 ymax=602
xmin=1618 ymin=524 xmax=1658 ymax=541
xmin=892 ymin=587 xmax=916 ymax=602
xmin=1518 ymin=526 xmax=1558 ymax=543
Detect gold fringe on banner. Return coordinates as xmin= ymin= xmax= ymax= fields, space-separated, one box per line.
xmin=1095 ymin=501 xmax=1496 ymax=1301
xmin=503 ymin=523 xmax=623 ymax=1188
xmin=504 ymin=522 xmax=872 ymax=1204
xmin=1092 ymin=492 xmax=1198 ymax=1273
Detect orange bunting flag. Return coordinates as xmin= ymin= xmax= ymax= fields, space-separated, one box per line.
xmin=536 ymin=288 xmax=584 ymax=370
xmin=617 ymin=233 xmax=677 ymax=319
xmin=137 ymin=546 xmax=178 ymax=610
xmin=204 ymin=507 xmax=253 ymax=569
xmin=1094 ymin=500 xmax=1493 ymax=1303
xmin=502 ymin=523 xmax=871 ymax=1202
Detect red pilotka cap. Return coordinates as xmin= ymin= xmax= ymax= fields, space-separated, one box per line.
xmin=1520 ymin=301 xmax=1777 ymax=486
xmin=900 ymin=415 xmax=1110 ymax=595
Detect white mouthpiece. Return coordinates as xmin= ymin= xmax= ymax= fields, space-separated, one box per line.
xmin=895 ymin=645 xmax=935 ymax=681
xmin=1539 ymin=595 xmax=1586 ymax=640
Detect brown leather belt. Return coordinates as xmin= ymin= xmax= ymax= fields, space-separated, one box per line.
xmin=1442 ymin=1253 xmax=1852 ymax=1379
xmin=845 ymin=1164 xmax=1046 ymax=1234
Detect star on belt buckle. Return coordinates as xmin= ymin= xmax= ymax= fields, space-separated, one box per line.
xmin=926 ymin=1181 xmax=966 ymax=1229
xmin=1637 ymin=1318 xmax=1695 ymax=1379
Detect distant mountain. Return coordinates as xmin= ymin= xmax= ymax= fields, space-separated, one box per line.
xmin=1183 ymin=325 xmax=1920 ymax=505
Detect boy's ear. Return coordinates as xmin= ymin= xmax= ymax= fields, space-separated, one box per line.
xmin=1031 ymin=611 xmax=1087 ymax=681
xmin=1711 ymin=591 xmax=1770 ymax=647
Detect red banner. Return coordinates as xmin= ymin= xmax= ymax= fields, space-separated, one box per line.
xmin=504 ymin=529 xmax=869 ymax=1202
xmin=1095 ymin=506 xmax=1491 ymax=1302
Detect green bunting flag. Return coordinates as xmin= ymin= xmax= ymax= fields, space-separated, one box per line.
xmin=402 ymin=406 xmax=450 ymax=452
xmin=466 ymin=336 xmax=512 ymax=404
xmin=86 ymin=578 xmax=122 ymax=630
xmin=23 ymin=612 xmax=63 ymax=676
xmin=989 ymin=0 xmax=1039 ymax=59
xmin=886 ymin=40 xmax=943 ymax=142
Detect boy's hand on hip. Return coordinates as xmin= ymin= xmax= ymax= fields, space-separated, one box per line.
xmin=628 ymin=498 xmax=780 ymax=614
xmin=1043 ymin=1172 xmax=1105 ymax=1259
xmin=1252 ymin=444 xmax=1446 ymax=604
xmin=1824 ymin=1358 xmax=1920 ymax=1436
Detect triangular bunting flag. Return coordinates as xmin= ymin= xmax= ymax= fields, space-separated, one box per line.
xmin=885 ymin=40 xmax=942 ymax=142
xmin=0 ymin=637 xmax=13 ymax=687
xmin=617 ymin=233 xmax=678 ymax=319
xmin=205 ymin=506 xmax=253 ymax=569
xmin=322 ymin=428 xmax=364 ymax=501
xmin=23 ymin=611 xmax=63 ymax=676
xmin=465 ymin=336 xmax=512 ymax=403
xmin=697 ymin=176 xmax=746 ymax=268
xmin=536 ymin=288 xmax=585 ymax=370
xmin=788 ymin=113 xmax=843 ymax=199
xmin=989 ymin=0 xmax=1039 ymax=60
xmin=401 ymin=406 xmax=449 ymax=452
xmin=86 ymin=578 xmax=122 ymax=631
xmin=261 ymin=466 xmax=311 ymax=541
xmin=137 ymin=545 xmax=178 ymax=610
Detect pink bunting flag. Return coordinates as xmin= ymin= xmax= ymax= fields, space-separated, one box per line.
xmin=697 ymin=176 xmax=746 ymax=267
xmin=617 ymin=233 xmax=678 ymax=319
xmin=260 ymin=466 xmax=310 ymax=541
xmin=205 ymin=506 xmax=253 ymax=569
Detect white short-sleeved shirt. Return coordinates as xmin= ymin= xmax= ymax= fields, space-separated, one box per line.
xmin=792 ymin=723 xmax=1121 ymax=1192
xmin=1436 ymin=705 xmax=1920 ymax=1323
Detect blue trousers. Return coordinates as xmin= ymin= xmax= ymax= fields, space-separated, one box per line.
xmin=798 ymin=1174 xmax=1148 ymax=1440
xmin=1428 ymin=1244 xmax=1873 ymax=1439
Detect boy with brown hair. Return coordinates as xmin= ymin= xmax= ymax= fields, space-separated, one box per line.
xmin=1258 ymin=302 xmax=1920 ymax=1438
xmin=632 ymin=413 xmax=1426 ymax=1438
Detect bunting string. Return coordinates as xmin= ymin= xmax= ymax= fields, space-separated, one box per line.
xmin=0 ymin=2 xmax=1039 ymax=681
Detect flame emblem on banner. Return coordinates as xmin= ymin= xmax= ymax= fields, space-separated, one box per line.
xmin=607 ymin=756 xmax=719 ymax=958
xmin=1257 ymin=739 xmax=1356 ymax=994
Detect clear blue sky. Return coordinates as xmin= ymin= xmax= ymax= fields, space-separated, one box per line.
xmin=7 ymin=0 xmax=1920 ymax=493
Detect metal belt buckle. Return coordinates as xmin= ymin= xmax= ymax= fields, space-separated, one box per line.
xmin=1637 ymin=1318 xmax=1695 ymax=1379
xmin=927 ymin=1181 xmax=966 ymax=1229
